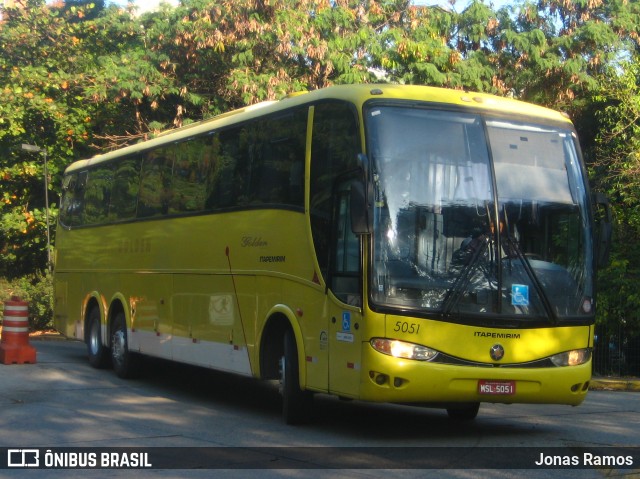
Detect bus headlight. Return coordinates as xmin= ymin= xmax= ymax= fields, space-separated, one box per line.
xmin=370 ymin=338 xmax=438 ymax=361
xmin=550 ymin=348 xmax=591 ymax=367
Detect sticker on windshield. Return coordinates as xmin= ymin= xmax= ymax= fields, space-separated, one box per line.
xmin=511 ymin=284 xmax=529 ymax=307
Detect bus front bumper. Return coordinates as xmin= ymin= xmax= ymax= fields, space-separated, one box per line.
xmin=359 ymin=344 xmax=592 ymax=406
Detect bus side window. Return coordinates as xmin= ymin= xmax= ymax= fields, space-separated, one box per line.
xmin=208 ymin=127 xmax=242 ymax=209
xmin=109 ymin=157 xmax=141 ymax=221
xmin=60 ymin=172 xmax=86 ymax=227
xmin=310 ymin=101 xmax=360 ymax=280
xmin=169 ymin=138 xmax=208 ymax=214
xmin=204 ymin=108 xmax=307 ymax=211
xmin=331 ymin=181 xmax=361 ymax=306
xmin=251 ymin=110 xmax=306 ymax=207
xmin=204 ymin=133 xmax=227 ymax=210
xmin=138 ymin=150 xmax=174 ymax=218
xmin=84 ymin=165 xmax=113 ymax=225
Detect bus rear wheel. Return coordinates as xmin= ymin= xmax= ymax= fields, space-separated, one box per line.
xmin=86 ymin=307 xmax=111 ymax=369
xmin=280 ymin=328 xmax=313 ymax=425
xmin=446 ymin=402 xmax=480 ymax=421
xmin=111 ymin=312 xmax=141 ymax=379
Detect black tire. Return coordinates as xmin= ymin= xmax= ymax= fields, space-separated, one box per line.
xmin=447 ymin=402 xmax=480 ymax=421
xmin=111 ymin=312 xmax=141 ymax=379
xmin=281 ymin=328 xmax=313 ymax=425
xmin=86 ymin=307 xmax=111 ymax=369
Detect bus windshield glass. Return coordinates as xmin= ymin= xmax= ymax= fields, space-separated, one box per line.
xmin=366 ymin=104 xmax=594 ymax=323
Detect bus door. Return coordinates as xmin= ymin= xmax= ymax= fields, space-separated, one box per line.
xmin=327 ymin=180 xmax=363 ymax=398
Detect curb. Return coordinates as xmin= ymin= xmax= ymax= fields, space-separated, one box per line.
xmin=29 ymin=334 xmax=67 ymax=341
xmin=590 ymin=378 xmax=640 ymax=392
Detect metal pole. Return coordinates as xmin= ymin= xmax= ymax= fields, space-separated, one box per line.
xmin=21 ymin=144 xmax=52 ymax=274
xmin=43 ymin=149 xmax=52 ymax=274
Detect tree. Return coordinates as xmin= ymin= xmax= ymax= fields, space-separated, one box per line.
xmin=587 ymin=62 xmax=640 ymax=337
xmin=482 ymin=0 xmax=640 ymax=113
xmin=1 ymin=0 xmax=640 ymax=341
xmin=143 ymin=0 xmax=384 ymax=111
xmin=0 ymin=0 xmax=186 ymax=276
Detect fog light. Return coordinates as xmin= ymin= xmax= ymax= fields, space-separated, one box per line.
xmin=393 ymin=377 xmax=405 ymax=388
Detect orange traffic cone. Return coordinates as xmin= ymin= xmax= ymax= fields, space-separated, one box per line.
xmin=0 ymin=297 xmax=37 ymax=364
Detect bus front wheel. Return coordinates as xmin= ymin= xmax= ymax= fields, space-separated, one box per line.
xmin=111 ymin=312 xmax=141 ymax=379
xmin=447 ymin=403 xmax=480 ymax=421
xmin=86 ymin=307 xmax=111 ymax=369
xmin=280 ymin=328 xmax=313 ymax=425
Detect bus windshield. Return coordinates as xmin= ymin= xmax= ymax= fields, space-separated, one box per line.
xmin=366 ymin=105 xmax=594 ymax=323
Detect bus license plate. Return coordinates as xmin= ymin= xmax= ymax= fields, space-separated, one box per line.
xmin=478 ymin=380 xmax=516 ymax=395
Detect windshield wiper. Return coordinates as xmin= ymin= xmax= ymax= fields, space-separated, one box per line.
xmin=442 ymin=201 xmax=499 ymax=317
xmin=442 ymin=235 xmax=492 ymax=316
xmin=502 ymin=213 xmax=558 ymax=324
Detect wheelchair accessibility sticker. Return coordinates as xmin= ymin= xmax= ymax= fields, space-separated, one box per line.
xmin=337 ymin=311 xmax=354 ymax=343
xmin=342 ymin=312 xmax=351 ymax=332
xmin=511 ymin=284 xmax=529 ymax=306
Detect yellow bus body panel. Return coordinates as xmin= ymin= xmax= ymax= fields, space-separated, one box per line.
xmin=384 ymin=315 xmax=592 ymax=363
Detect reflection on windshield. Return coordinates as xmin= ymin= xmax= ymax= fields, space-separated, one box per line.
xmin=366 ymin=106 xmax=593 ymax=322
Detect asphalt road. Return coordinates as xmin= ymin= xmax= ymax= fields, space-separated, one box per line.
xmin=0 ymin=337 xmax=638 ymax=479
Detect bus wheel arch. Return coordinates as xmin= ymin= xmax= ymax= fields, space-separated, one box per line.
xmin=108 ymin=299 xmax=141 ymax=379
xmin=259 ymin=313 xmax=290 ymax=380
xmin=259 ymin=312 xmax=313 ymax=424
xmin=84 ymin=297 xmax=111 ymax=369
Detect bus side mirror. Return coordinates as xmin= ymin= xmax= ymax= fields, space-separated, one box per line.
xmin=593 ymin=192 xmax=612 ymax=268
xmin=350 ymin=180 xmax=371 ymax=235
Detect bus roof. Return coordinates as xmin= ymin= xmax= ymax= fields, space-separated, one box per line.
xmin=64 ymin=84 xmax=572 ymax=174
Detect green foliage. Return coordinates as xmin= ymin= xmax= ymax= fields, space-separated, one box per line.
xmin=0 ymin=203 xmax=57 ymax=279
xmin=596 ymin=256 xmax=640 ymax=335
xmin=0 ymin=273 xmax=53 ymax=331
xmin=584 ymin=62 xmax=640 ymax=334
xmin=1 ymin=0 xmax=640 ymax=332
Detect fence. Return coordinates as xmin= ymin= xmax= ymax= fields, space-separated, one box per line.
xmin=593 ymin=323 xmax=640 ymax=378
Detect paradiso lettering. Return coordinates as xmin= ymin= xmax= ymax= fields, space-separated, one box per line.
xmin=114 ymin=238 xmax=151 ymax=254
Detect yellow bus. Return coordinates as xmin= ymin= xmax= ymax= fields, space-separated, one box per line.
xmin=54 ymin=84 xmax=609 ymax=423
